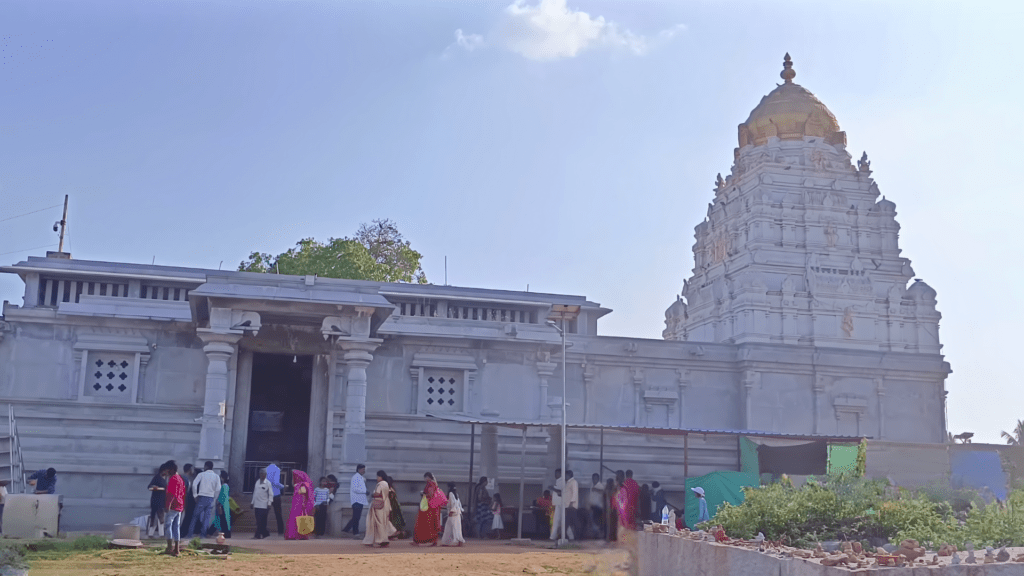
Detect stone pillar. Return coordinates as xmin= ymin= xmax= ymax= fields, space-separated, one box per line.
xmin=307 ymin=354 xmax=330 ymax=482
xmin=339 ymin=340 xmax=381 ymax=467
xmin=536 ymin=361 xmax=557 ymax=420
xmin=631 ymin=368 xmax=644 ymax=425
xmin=676 ymin=369 xmax=690 ymax=428
xmin=22 ymin=273 xmax=40 ymax=308
xmin=743 ymin=370 xmax=759 ymax=429
xmin=874 ymin=377 xmax=886 ymax=439
xmin=481 ymin=425 xmax=499 ymax=485
xmin=811 ymin=375 xmax=827 ymax=432
xmin=198 ymin=333 xmax=240 ymax=464
xmin=229 ymin=349 xmax=254 ymax=492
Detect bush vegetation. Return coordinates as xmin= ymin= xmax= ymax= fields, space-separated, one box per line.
xmin=699 ymin=474 xmax=1024 ymax=549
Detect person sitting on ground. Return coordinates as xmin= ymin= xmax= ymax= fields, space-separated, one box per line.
xmin=28 ymin=468 xmax=57 ymax=495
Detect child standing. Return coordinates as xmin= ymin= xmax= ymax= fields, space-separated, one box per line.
xmin=313 ymin=477 xmax=332 ymax=537
xmin=490 ymin=493 xmax=504 ymax=539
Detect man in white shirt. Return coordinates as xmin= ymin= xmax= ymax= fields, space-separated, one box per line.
xmin=564 ymin=470 xmax=579 ymax=540
xmin=185 ymin=461 xmax=221 ymax=539
xmin=341 ymin=464 xmax=367 ymax=537
xmin=588 ymin=473 xmax=604 ymax=538
xmin=549 ymin=468 xmax=565 ymax=541
xmin=250 ymin=468 xmax=273 ymax=539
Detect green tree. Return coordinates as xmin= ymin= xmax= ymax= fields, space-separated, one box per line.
xmin=1001 ymin=419 xmax=1024 ymax=445
xmin=238 ymin=219 xmax=427 ymax=283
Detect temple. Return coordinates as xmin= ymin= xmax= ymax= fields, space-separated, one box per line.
xmin=0 ymin=55 xmax=950 ymax=529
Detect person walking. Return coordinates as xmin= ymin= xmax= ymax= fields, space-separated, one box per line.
xmin=147 ymin=463 xmax=167 ymax=538
xmin=251 ymin=468 xmax=273 ymax=539
xmin=210 ymin=471 xmax=231 ymax=538
xmin=186 ymin=461 xmax=221 ymax=539
xmin=439 ymin=483 xmax=464 ymax=547
xmin=180 ymin=464 xmax=195 ymax=536
xmin=564 ymin=470 xmax=579 ymax=540
xmin=341 ymin=464 xmax=368 ymax=537
xmin=265 ymin=461 xmax=285 ymax=536
xmin=588 ymin=473 xmax=604 ymax=539
xmin=163 ymin=460 xmax=185 ymax=557
xmin=549 ymin=468 xmax=565 ymax=541
xmin=412 ymin=472 xmax=447 ymax=546
xmin=385 ymin=475 xmax=407 ymax=539
xmin=363 ymin=470 xmax=393 ymax=547
xmin=651 ymin=481 xmax=667 ymax=522
xmin=285 ymin=470 xmax=314 ymax=540
xmin=691 ymin=486 xmax=710 ymax=525
xmin=472 ymin=477 xmax=492 ymax=539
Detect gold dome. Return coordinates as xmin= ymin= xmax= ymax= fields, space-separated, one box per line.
xmin=738 ymin=54 xmax=846 ymax=148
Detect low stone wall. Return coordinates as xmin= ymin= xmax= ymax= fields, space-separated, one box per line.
xmin=636 ymin=532 xmax=1024 ymax=576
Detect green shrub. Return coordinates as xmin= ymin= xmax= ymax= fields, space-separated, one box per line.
xmin=707 ymin=474 xmax=1024 ymax=549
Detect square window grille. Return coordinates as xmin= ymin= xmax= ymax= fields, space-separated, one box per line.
xmin=84 ymin=352 xmax=135 ymax=402
xmin=420 ymin=370 xmax=463 ymax=413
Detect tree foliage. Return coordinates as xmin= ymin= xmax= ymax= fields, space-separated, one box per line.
xmin=238 ymin=219 xmax=427 ymax=283
xmin=1000 ymin=419 xmax=1024 ymax=446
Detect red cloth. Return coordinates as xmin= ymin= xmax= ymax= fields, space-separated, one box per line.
xmin=615 ymin=479 xmax=640 ymax=531
xmin=165 ymin=473 xmax=185 ymax=511
xmin=413 ymin=480 xmax=444 ymax=544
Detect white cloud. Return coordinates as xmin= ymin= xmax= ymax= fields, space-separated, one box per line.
xmin=454 ymin=29 xmax=485 ymax=52
xmin=446 ymin=0 xmax=684 ymax=61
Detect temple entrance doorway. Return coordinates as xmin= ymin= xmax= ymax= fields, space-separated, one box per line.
xmin=243 ymin=352 xmax=312 ymax=491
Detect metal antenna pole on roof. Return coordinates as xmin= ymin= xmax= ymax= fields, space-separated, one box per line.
xmin=56 ymin=195 xmax=68 ymax=252
xmin=445 ymin=256 xmax=448 ymax=286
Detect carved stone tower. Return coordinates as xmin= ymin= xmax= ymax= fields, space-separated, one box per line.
xmin=664 ymin=55 xmax=942 ymax=353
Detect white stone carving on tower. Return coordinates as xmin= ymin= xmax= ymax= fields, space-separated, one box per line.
xmin=664 ymin=54 xmax=942 ymax=353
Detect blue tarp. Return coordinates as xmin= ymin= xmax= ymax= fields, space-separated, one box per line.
xmin=950 ymin=449 xmax=1007 ymax=501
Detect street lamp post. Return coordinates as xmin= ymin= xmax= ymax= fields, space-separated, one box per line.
xmin=547 ymin=304 xmax=579 ymax=547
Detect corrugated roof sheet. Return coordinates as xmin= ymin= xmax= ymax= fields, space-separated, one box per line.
xmin=425 ymin=413 xmax=867 ymax=441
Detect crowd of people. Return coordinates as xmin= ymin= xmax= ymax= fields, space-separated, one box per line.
xmin=141 ymin=459 xmax=712 ymax=554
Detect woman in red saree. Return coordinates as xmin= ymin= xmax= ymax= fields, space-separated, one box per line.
xmin=614 ymin=470 xmax=640 ymax=531
xmin=285 ymin=470 xmax=314 ymax=540
xmin=412 ymin=472 xmax=447 ymax=546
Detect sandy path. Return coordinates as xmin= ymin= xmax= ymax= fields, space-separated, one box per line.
xmin=28 ymin=540 xmax=628 ymax=576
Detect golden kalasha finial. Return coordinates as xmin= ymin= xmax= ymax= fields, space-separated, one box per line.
xmin=781 ymin=53 xmax=795 ymax=83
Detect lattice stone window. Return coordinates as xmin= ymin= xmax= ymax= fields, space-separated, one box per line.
xmin=85 ymin=352 xmax=135 ymax=401
xmin=74 ymin=334 xmax=149 ymax=404
xmin=421 ymin=370 xmax=464 ymax=413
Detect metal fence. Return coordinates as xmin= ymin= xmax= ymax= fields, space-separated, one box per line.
xmin=242 ymin=461 xmax=299 ymax=493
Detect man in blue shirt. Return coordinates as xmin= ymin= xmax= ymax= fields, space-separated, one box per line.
xmin=265 ymin=462 xmax=285 ymax=536
xmin=28 ymin=468 xmax=57 ymax=494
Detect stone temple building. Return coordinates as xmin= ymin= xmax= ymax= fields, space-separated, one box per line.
xmin=0 ymin=56 xmax=950 ymax=529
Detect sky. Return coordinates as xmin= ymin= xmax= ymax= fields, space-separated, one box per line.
xmin=2 ymin=0 xmax=1022 ymax=444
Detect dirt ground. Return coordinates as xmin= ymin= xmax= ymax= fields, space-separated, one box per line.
xmin=27 ymin=538 xmax=631 ymax=576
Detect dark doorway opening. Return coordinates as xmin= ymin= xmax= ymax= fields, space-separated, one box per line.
xmin=244 ymin=353 xmax=312 ymax=491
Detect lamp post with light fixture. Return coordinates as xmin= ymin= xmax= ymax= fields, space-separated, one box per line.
xmin=546 ymin=304 xmax=579 ymax=547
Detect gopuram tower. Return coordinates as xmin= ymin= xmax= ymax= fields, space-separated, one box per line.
xmin=664 ymin=55 xmax=942 ymax=353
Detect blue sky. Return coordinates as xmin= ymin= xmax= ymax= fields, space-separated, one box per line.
xmin=2 ymin=1 xmax=1022 ymax=443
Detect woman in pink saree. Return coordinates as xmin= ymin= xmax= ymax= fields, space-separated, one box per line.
xmin=614 ymin=470 xmax=639 ymax=531
xmin=286 ymin=470 xmax=314 ymax=540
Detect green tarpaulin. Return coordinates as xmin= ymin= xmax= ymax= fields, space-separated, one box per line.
xmin=684 ymin=470 xmax=759 ymax=529
xmin=740 ymin=436 xmax=760 ymax=476
xmin=827 ymin=443 xmax=859 ymax=475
